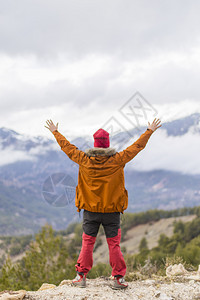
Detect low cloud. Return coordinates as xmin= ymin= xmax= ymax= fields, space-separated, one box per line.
xmin=0 ymin=148 xmax=35 ymax=166
xmin=127 ymin=129 xmax=200 ymax=175
xmin=0 ymin=144 xmax=53 ymax=166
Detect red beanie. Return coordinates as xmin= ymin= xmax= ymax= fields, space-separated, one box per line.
xmin=93 ymin=128 xmax=110 ymax=148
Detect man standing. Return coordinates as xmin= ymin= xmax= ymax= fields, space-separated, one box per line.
xmin=45 ymin=118 xmax=162 ymax=289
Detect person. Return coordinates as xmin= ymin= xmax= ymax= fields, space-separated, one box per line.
xmin=45 ymin=118 xmax=162 ymax=289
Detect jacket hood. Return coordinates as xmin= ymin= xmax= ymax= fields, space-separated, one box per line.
xmin=84 ymin=147 xmax=116 ymax=157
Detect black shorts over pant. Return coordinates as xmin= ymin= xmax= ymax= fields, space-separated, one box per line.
xmin=82 ymin=209 xmax=120 ymax=238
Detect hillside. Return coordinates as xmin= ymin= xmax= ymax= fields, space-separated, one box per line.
xmin=93 ymin=215 xmax=196 ymax=265
xmin=0 ymin=209 xmax=198 ymax=269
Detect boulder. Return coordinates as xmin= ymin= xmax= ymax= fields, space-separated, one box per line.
xmin=166 ymin=264 xmax=187 ymax=276
xmin=59 ymin=279 xmax=71 ymax=286
xmin=37 ymin=283 xmax=56 ymax=291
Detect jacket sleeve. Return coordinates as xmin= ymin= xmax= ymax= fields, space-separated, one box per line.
xmin=52 ymin=130 xmax=88 ymax=165
xmin=115 ymin=128 xmax=154 ymax=165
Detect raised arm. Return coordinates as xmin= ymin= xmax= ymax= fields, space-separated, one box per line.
xmin=45 ymin=119 xmax=87 ymax=165
xmin=116 ymin=118 xmax=162 ymax=165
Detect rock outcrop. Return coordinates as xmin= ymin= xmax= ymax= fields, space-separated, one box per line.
xmin=0 ymin=290 xmax=26 ymax=300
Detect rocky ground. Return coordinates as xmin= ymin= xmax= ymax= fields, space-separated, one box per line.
xmin=24 ymin=278 xmax=200 ymax=300
xmin=1 ymin=265 xmax=200 ymax=300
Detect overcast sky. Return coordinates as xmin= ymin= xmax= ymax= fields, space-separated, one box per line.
xmin=0 ymin=0 xmax=200 ymax=138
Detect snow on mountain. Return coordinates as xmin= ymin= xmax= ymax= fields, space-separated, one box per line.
xmin=111 ymin=113 xmax=200 ymax=175
xmin=154 ymin=100 xmax=200 ymax=124
xmin=0 ymin=127 xmax=57 ymax=166
xmin=0 ymin=113 xmax=200 ymax=174
xmin=159 ymin=112 xmax=200 ymax=136
xmin=0 ymin=127 xmax=52 ymax=149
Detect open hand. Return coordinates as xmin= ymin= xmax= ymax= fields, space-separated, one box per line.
xmin=44 ymin=119 xmax=58 ymax=133
xmin=148 ymin=118 xmax=162 ymax=132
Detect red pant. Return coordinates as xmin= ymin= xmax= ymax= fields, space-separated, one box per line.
xmin=75 ymin=229 xmax=126 ymax=276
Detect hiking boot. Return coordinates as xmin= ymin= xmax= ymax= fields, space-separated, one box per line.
xmin=72 ymin=273 xmax=86 ymax=288
xmin=111 ymin=276 xmax=128 ymax=290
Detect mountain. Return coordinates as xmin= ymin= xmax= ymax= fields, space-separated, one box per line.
xmin=0 ymin=113 xmax=199 ymax=235
xmin=0 ymin=127 xmax=52 ymax=150
xmin=117 ymin=112 xmax=200 ymax=139
xmin=159 ymin=112 xmax=200 ymax=136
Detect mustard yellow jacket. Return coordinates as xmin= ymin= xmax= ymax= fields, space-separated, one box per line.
xmin=52 ymin=128 xmax=153 ymax=213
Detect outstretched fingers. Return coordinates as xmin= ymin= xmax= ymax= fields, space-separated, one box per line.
xmin=153 ymin=118 xmax=160 ymax=123
xmin=153 ymin=118 xmax=161 ymax=124
xmin=155 ymin=119 xmax=162 ymax=129
xmin=45 ymin=119 xmax=53 ymax=130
